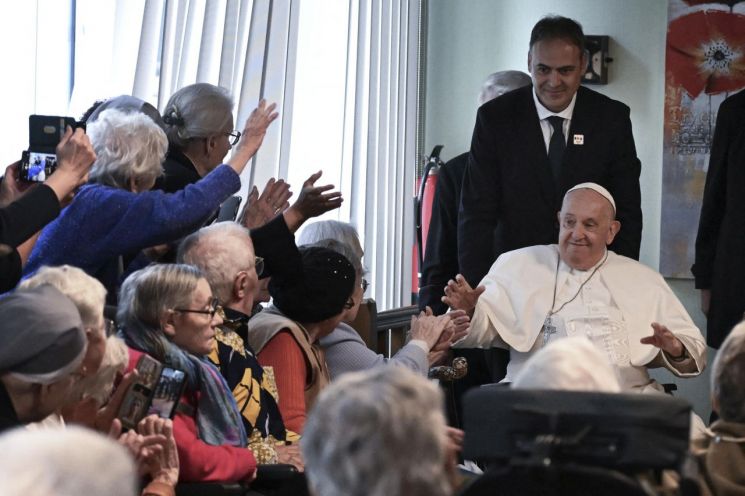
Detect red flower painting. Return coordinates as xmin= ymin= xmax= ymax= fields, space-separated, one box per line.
xmin=667 ymin=10 xmax=745 ymax=98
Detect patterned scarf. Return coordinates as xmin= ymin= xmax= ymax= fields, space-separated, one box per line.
xmin=121 ymin=324 xmax=247 ymax=447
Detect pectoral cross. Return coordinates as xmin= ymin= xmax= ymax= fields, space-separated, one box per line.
xmin=542 ymin=314 xmax=557 ymax=347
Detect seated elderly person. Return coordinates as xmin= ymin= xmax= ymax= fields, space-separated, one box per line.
xmin=693 ymin=321 xmax=745 ymax=494
xmin=20 ymin=265 xmax=109 ymax=378
xmin=158 ymin=83 xmax=246 ymax=192
xmin=297 ymin=220 xmax=467 ymax=379
xmin=178 ymin=222 xmax=302 ymax=468
xmin=23 ymin=99 xmax=277 ymax=296
xmin=445 ymin=183 xmax=706 ymax=392
xmin=0 ymin=427 xmax=139 ymax=496
xmin=511 ymin=336 xmax=621 ymax=392
xmin=119 ymin=264 xmax=256 ymax=483
xmin=302 ymin=366 xmax=457 ymax=496
xmin=248 ymin=246 xmax=356 ymax=434
xmin=0 ymin=285 xmax=87 ymax=431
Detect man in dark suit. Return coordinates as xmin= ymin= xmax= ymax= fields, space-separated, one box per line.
xmin=420 ymin=70 xmax=531 ymax=315
xmin=458 ymin=15 xmax=642 ymax=287
xmin=693 ymin=89 xmax=745 ymax=349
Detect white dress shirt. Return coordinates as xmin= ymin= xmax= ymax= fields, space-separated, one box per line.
xmin=532 ymin=88 xmax=577 ymax=152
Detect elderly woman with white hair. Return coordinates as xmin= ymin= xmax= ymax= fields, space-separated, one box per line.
xmin=302 ymin=366 xmax=457 ymax=496
xmin=20 ymin=265 xmax=110 ymax=378
xmin=24 ymin=98 xmax=277 ymax=295
xmin=511 ymin=336 xmax=622 ymax=392
xmin=297 ymin=220 xmax=464 ymax=380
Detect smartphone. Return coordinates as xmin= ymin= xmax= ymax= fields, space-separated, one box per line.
xmin=117 ymin=355 xmax=187 ymax=430
xmin=20 ymin=115 xmax=83 ymax=182
xmin=216 ymin=195 xmax=243 ymax=222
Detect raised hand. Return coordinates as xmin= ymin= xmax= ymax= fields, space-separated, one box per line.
xmin=0 ymin=162 xmax=35 ymax=207
xmin=228 ymin=100 xmax=279 ymax=174
xmin=409 ymin=313 xmax=450 ymax=350
xmin=239 ymin=177 xmax=293 ymax=229
xmin=442 ymin=274 xmax=484 ymax=317
xmin=137 ymin=416 xmax=179 ymax=486
xmin=283 ymin=170 xmax=343 ymax=232
xmin=45 ymin=126 xmax=96 ymax=201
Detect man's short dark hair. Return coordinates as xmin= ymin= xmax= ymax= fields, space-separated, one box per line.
xmin=529 ymin=15 xmax=585 ymax=52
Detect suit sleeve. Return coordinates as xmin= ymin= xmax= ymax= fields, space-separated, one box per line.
xmin=0 ymin=184 xmax=59 ymax=247
xmin=250 ymin=214 xmax=302 ymax=281
xmin=692 ymin=99 xmax=732 ymax=288
xmin=458 ymin=108 xmax=501 ymax=286
xmin=606 ymin=105 xmax=642 ymax=260
xmin=419 ymin=160 xmax=460 ymax=314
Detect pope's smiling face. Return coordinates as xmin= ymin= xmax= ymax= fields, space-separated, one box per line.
xmin=557 ymin=189 xmax=620 ymax=270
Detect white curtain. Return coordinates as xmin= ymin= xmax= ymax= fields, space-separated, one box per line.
xmin=345 ymin=0 xmax=421 ymax=310
xmin=70 ymin=0 xmax=297 ymax=188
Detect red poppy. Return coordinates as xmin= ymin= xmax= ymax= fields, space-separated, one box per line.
xmin=667 ymin=10 xmax=745 ymax=97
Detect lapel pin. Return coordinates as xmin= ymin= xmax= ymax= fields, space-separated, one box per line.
xmin=573 ymin=134 xmax=584 ymax=145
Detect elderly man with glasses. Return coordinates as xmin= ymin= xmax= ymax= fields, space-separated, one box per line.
xmin=177 ymin=221 xmax=304 ymax=470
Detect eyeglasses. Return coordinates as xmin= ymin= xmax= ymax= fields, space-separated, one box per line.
xmin=361 ymin=278 xmax=369 ymax=293
xmin=255 ymin=256 xmax=265 ymax=277
xmin=173 ymin=297 xmax=222 ymax=318
xmin=226 ymin=130 xmax=241 ymax=146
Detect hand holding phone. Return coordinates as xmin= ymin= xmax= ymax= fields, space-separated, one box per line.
xmin=117 ymin=355 xmax=187 ymax=431
xmin=20 ymin=116 xmax=95 ymax=197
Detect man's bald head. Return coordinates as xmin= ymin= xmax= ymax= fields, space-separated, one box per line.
xmin=557 ymin=186 xmax=621 ymax=270
xmin=478 ymin=70 xmax=532 ymax=106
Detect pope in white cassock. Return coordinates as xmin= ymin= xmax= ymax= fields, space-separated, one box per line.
xmin=445 ymin=183 xmax=706 ymax=392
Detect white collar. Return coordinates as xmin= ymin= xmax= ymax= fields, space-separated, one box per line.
xmin=559 ymin=248 xmax=608 ymax=275
xmin=532 ymin=87 xmax=577 ymax=121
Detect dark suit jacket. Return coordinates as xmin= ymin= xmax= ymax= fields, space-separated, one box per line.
xmin=692 ymin=89 xmax=745 ymax=348
xmin=419 ymin=152 xmax=468 ymax=314
xmin=458 ymin=85 xmax=642 ymax=286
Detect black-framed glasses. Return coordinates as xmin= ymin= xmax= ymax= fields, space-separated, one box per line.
xmin=174 ymin=297 xmax=222 ymax=318
xmin=361 ymin=278 xmax=369 ymax=293
xmin=226 ymin=130 xmax=241 ymax=146
xmin=255 ymin=256 xmax=265 ymax=277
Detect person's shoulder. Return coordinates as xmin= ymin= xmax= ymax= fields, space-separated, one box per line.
xmin=497 ymin=244 xmax=556 ymax=266
xmin=607 ymin=251 xmax=664 ymax=281
xmin=441 ymin=152 xmax=469 ymax=178
xmin=716 ymin=89 xmax=745 ymax=121
xmin=480 ymin=85 xmax=532 ymax=114
xmin=576 ymin=86 xmax=630 ymax=114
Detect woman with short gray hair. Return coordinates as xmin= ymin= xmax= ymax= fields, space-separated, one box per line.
xmin=158 ymin=83 xmax=244 ymax=192
xmin=24 ymin=99 xmax=277 ymax=296
xmin=302 ymin=366 xmax=455 ymax=496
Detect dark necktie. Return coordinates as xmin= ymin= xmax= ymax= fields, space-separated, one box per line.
xmin=547 ymin=115 xmax=565 ymax=186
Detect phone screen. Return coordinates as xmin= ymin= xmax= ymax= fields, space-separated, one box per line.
xmin=148 ymin=367 xmax=186 ymax=419
xmin=20 ymin=151 xmax=57 ymax=182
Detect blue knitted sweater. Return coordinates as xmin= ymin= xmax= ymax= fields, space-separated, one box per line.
xmin=24 ymin=164 xmax=241 ymax=294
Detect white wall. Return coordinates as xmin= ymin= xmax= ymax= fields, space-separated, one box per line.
xmin=424 ymin=0 xmax=667 ymax=269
